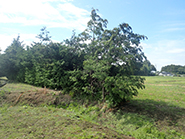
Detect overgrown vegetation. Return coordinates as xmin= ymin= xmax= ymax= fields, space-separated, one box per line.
xmin=0 ymin=9 xmax=157 ymax=106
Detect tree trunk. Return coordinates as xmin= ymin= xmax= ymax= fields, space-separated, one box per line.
xmin=102 ymin=86 xmax=105 ymax=102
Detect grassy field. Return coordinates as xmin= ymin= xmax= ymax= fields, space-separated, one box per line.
xmin=0 ymin=76 xmax=185 ymax=139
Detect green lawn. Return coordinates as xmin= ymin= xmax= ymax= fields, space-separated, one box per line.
xmin=0 ymin=76 xmax=185 ymax=139
xmin=138 ymin=76 xmax=185 ymax=108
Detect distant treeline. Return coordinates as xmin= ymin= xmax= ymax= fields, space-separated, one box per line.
xmin=0 ymin=9 xmax=156 ymax=106
xmin=161 ymin=64 xmax=185 ymax=74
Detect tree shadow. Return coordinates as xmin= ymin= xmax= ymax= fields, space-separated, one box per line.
xmin=116 ymin=99 xmax=185 ymax=125
xmin=106 ymin=99 xmax=185 ymax=138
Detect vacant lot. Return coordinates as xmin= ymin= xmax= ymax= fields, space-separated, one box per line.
xmin=0 ymin=76 xmax=185 ymax=139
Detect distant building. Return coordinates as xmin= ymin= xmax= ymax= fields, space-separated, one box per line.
xmin=151 ymin=70 xmax=156 ymax=74
xmin=159 ymin=71 xmax=174 ymax=77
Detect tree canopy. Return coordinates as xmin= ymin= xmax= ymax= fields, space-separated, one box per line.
xmin=161 ymin=64 xmax=185 ymax=75
xmin=0 ymin=9 xmax=150 ymax=106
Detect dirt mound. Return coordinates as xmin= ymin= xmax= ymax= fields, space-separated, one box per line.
xmin=0 ymin=84 xmax=72 ymax=107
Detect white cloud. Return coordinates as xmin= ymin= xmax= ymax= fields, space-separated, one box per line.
xmin=0 ymin=34 xmax=14 ymax=52
xmin=167 ymin=48 xmax=185 ymax=54
xmin=142 ymin=39 xmax=185 ymax=71
xmin=0 ymin=0 xmax=90 ymax=52
xmin=0 ymin=0 xmax=90 ymax=30
xmin=0 ymin=33 xmax=39 ymax=53
xmin=163 ymin=27 xmax=185 ymax=32
xmin=160 ymin=21 xmax=185 ymax=33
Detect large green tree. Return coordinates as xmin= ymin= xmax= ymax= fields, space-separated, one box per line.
xmin=68 ymin=9 xmax=147 ymax=106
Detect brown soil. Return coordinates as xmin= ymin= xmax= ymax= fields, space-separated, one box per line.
xmin=0 ymin=86 xmax=72 ymax=107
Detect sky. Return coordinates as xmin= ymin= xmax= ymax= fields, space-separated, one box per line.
xmin=0 ymin=0 xmax=185 ymax=71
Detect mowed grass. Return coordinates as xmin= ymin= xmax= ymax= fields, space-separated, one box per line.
xmin=128 ymin=76 xmax=185 ymax=137
xmin=0 ymin=106 xmax=130 ymax=139
xmin=0 ymin=76 xmax=185 ymax=139
xmin=138 ymin=76 xmax=185 ymax=108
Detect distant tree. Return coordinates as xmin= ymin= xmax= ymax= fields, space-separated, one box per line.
xmin=178 ymin=66 xmax=185 ymax=74
xmin=0 ymin=36 xmax=25 ymax=81
xmin=161 ymin=64 xmax=185 ymax=74
xmin=137 ymin=60 xmax=156 ymax=76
